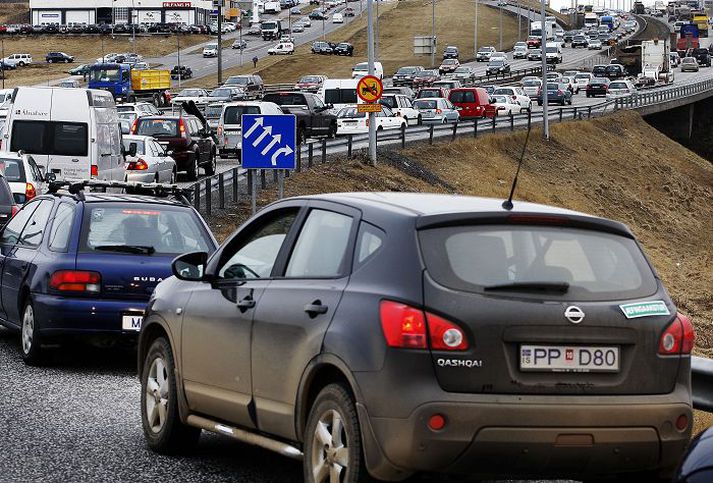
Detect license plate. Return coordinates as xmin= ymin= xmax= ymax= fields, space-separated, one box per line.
xmin=520 ymin=345 xmax=620 ymax=373
xmin=122 ymin=314 xmax=144 ymax=332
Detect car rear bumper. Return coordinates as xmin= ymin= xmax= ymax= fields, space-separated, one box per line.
xmin=33 ymin=293 xmax=147 ymax=336
xmin=357 ymin=383 xmax=691 ymax=480
xmin=125 ymin=171 xmax=157 ymax=183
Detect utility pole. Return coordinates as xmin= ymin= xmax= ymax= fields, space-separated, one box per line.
xmin=375 ymin=0 xmax=380 ymax=59
xmin=367 ymin=0 xmax=376 ymax=163
xmin=431 ymin=0 xmax=435 ymax=67
xmin=474 ymin=0 xmax=479 ymax=57
xmin=177 ymin=32 xmax=182 ymax=88
xmin=499 ymin=3 xmax=503 ymax=51
xmin=131 ymin=0 xmax=136 ymax=43
xmin=218 ymin=0 xmax=223 ymax=85
xmin=518 ymin=0 xmax=521 ymax=41
xmin=540 ymin=0 xmax=548 ymax=140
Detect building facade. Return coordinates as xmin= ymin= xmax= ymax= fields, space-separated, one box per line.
xmin=29 ymin=0 xmax=216 ymax=25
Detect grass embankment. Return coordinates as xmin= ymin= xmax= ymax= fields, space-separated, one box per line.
xmin=207 ymin=111 xmax=713 ymax=434
xmin=186 ymin=0 xmax=520 ymax=87
xmin=0 ymin=2 xmax=28 ymax=24
xmin=0 ymin=33 xmax=211 ymax=88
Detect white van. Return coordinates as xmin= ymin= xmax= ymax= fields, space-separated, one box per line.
xmin=217 ymin=101 xmax=283 ymax=158
xmin=2 ymin=87 xmax=124 ymax=181
xmin=545 ymin=42 xmax=563 ymax=64
xmin=351 ymin=61 xmax=384 ymax=79
xmin=318 ymin=78 xmax=363 ymax=114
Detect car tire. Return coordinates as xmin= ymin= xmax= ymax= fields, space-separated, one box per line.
xmin=328 ymin=123 xmax=337 ymax=139
xmin=303 ymin=383 xmax=371 ymax=483
xmin=141 ymin=337 xmax=201 ymax=454
xmin=48 ymin=59 xmax=54 ymax=64
xmin=21 ymin=299 xmax=44 ymax=366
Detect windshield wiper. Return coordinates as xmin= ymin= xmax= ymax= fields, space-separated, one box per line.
xmin=484 ymin=281 xmax=570 ymax=293
xmin=94 ymin=245 xmax=156 ymax=255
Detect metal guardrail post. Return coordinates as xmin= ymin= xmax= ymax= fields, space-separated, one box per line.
xmin=401 ymin=128 xmax=406 ymax=148
xmin=573 ymin=107 xmax=577 ymax=120
xmin=272 ymin=170 xmax=278 ymax=184
xmin=429 ymin=125 xmax=434 ymax=145
xmin=218 ymin=173 xmax=225 ymax=210
xmin=473 ymin=119 xmax=478 ymax=138
xmin=232 ymin=167 xmax=239 ymax=202
xmin=247 ymin=169 xmax=253 ymax=196
xmin=348 ymin=135 xmax=353 ymax=157
xmin=308 ymin=143 xmax=314 ymax=167
xmin=204 ymin=178 xmax=211 ymax=216
xmin=451 ymin=122 xmax=458 ymax=141
xmin=321 ymin=139 xmax=327 ymax=163
xmin=692 ymin=356 xmax=713 ymax=413
xmin=510 ymin=113 xmax=514 ymax=131
xmin=194 ymin=183 xmax=200 ymax=211
xmin=559 ymin=109 xmax=563 ymax=122
xmin=492 ymin=115 xmax=496 ymax=132
xmin=260 ymin=169 xmax=266 ymax=189
xmin=296 ymin=144 xmax=302 ymax=172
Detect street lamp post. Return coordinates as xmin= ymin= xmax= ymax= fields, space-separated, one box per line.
xmin=367 ymin=0 xmax=376 ymax=163
xmin=499 ymin=3 xmax=503 ymax=51
xmin=431 ymin=0 xmax=435 ymax=67
xmin=177 ymin=31 xmax=182 ymax=88
xmin=474 ymin=0 xmax=478 ymax=57
xmin=218 ymin=0 xmax=223 ymax=85
xmin=540 ymin=0 xmax=548 ymax=140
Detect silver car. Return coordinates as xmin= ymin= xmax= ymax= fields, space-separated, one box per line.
xmin=413 ymin=97 xmax=460 ymax=124
xmin=122 ymin=135 xmax=177 ymax=184
xmin=680 ymin=57 xmax=699 ymax=72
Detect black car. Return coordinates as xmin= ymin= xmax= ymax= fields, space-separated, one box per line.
xmin=571 ymin=35 xmax=589 ymax=48
xmin=138 ymin=192 xmax=694 ymax=482
xmin=486 ymin=59 xmax=510 ymax=75
xmin=393 ymin=65 xmax=424 ymax=87
xmin=0 ymin=173 xmax=17 ymax=227
xmin=45 ymin=52 xmax=74 ymax=64
xmin=691 ymin=48 xmax=711 ymax=66
xmin=334 ymin=42 xmax=354 ymax=56
xmin=605 ymin=63 xmax=626 ymax=79
xmin=309 ymin=9 xmax=327 ymax=20
xmin=443 ymin=45 xmax=459 ymax=59
xmin=592 ymin=64 xmax=608 ymax=77
xmin=586 ymin=77 xmax=610 ymax=97
xmin=133 ymin=109 xmax=217 ymax=181
xmin=311 ymin=41 xmax=334 ymax=54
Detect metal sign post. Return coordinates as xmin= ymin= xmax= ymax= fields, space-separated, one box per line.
xmin=241 ymin=114 xmax=297 ymax=214
xmin=367 ymin=0 xmax=377 ymax=164
xmin=357 ymin=75 xmax=383 ymax=164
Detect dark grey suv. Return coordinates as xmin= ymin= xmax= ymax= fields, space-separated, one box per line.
xmin=138 ymin=193 xmax=694 ymax=482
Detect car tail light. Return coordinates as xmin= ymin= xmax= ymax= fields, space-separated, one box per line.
xmin=557 ymin=89 xmax=564 ymax=95
xmin=90 ymin=165 xmax=98 ymax=178
xmin=217 ymin=125 xmax=223 ymax=137
xmin=427 ymin=313 xmax=469 ymax=351
xmin=380 ymin=300 xmax=427 ymax=349
xmin=512 ymin=95 xmax=517 ymax=101
xmin=49 ymin=270 xmax=101 ymax=293
xmin=25 ymin=183 xmax=36 ymax=200
xmin=11 ymin=205 xmax=18 ymax=217
xmin=659 ymin=313 xmax=695 ymax=355
xmin=127 ymin=159 xmax=148 ymax=170
xmin=179 ymin=118 xmax=187 ymax=136
xmin=365 ymin=118 xmax=369 ymax=127
xmin=436 ymin=108 xmax=442 ymax=114
xmin=130 ymin=119 xmax=138 ymax=134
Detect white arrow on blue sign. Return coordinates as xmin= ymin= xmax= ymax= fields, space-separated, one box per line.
xmin=241 ymin=114 xmax=297 ymax=170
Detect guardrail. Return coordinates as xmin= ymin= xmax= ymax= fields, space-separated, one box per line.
xmin=613 ymin=78 xmax=713 ymax=110
xmin=693 ymin=356 xmax=713 ymax=413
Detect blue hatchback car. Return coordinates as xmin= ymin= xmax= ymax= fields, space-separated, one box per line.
xmin=0 ymin=182 xmax=217 ymax=365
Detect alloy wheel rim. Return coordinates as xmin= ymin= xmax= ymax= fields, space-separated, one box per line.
xmin=145 ymin=356 xmax=169 ymax=433
xmin=311 ymin=409 xmax=349 ymax=483
xmin=21 ymin=305 xmax=34 ymax=355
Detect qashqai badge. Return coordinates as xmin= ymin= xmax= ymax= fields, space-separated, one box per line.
xmin=565 ymin=306 xmax=585 ymax=324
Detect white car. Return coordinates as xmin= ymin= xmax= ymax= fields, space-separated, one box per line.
xmin=203 ymin=44 xmax=219 ymax=58
xmin=122 ymin=135 xmax=177 ymax=184
xmin=171 ymin=88 xmax=211 ymax=108
xmin=379 ymin=93 xmax=422 ymax=125
xmin=0 ymin=151 xmax=47 ymax=204
xmin=492 ymin=86 xmax=532 ymax=112
xmin=491 ymin=95 xmax=520 ymax=116
xmin=336 ymin=105 xmax=407 ymax=135
xmin=352 ymin=61 xmax=384 ymax=79
xmin=573 ymin=72 xmax=594 ymax=90
xmin=588 ymin=39 xmax=603 ymax=50
xmin=2 ymin=53 xmax=32 ymax=67
xmin=490 ymin=51 xmax=507 ymax=62
xmin=268 ymin=42 xmax=295 ymax=55
xmin=560 ymin=76 xmax=579 ymax=94
xmin=513 ymin=43 xmax=528 ymax=59
xmin=332 ymin=13 xmax=344 ymax=23
xmin=279 ymin=34 xmax=295 ymax=43
xmin=115 ymin=102 xmax=161 ymax=126
xmin=96 ymin=53 xmax=119 ymax=63
xmin=301 ymin=17 xmax=312 ymax=27
xmin=606 ymin=79 xmax=636 ymax=98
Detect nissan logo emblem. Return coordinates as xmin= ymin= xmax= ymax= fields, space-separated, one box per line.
xmin=565 ymin=306 xmax=585 ymax=324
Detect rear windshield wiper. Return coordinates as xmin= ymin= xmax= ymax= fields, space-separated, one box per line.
xmin=94 ymin=245 xmax=156 ymax=255
xmin=484 ymin=281 xmax=570 ymax=293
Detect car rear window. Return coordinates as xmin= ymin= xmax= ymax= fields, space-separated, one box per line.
xmin=418 ymin=89 xmax=440 ymax=98
xmin=419 ymin=225 xmax=657 ymax=301
xmin=449 ymin=91 xmax=476 ymax=103
xmin=324 ymin=88 xmax=357 ymax=105
xmin=414 ymin=99 xmax=438 ymax=109
xmin=136 ymin=119 xmax=179 ymax=137
xmin=80 ymin=204 xmax=213 ymax=255
xmin=263 ymin=93 xmax=306 ymax=105
xmin=0 ymin=157 xmax=26 ymax=183
xmin=223 ymin=106 xmax=261 ymax=125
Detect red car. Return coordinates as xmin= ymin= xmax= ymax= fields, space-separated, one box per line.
xmin=448 ymin=87 xmax=495 ymax=119
xmin=526 ymin=36 xmax=541 ymax=48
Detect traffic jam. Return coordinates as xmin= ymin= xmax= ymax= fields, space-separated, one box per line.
xmin=0 ymin=0 xmax=711 ymax=482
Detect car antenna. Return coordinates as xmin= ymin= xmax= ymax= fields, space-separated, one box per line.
xmin=501 ymin=122 xmax=532 ymax=211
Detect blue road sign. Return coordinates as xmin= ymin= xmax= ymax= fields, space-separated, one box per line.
xmin=241 ymin=114 xmax=297 ymax=170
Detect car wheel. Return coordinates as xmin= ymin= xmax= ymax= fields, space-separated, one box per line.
xmin=48 ymin=59 xmax=54 ymax=64
xmin=21 ymin=299 xmax=44 ymax=366
xmin=303 ymin=384 xmax=369 ymax=483
xmin=141 ymin=337 xmax=201 ymax=454
xmin=187 ymin=154 xmax=199 ymax=181
xmin=328 ymin=123 xmax=337 ymax=139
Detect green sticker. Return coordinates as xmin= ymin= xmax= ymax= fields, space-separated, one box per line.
xmin=619 ymin=300 xmax=670 ymax=319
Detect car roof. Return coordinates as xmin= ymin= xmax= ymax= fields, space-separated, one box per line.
xmin=45 ymin=192 xmax=190 ymax=206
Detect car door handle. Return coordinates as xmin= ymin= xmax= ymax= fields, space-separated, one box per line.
xmin=237 ymin=296 xmax=256 ymax=312
xmin=304 ymin=301 xmax=328 ymax=317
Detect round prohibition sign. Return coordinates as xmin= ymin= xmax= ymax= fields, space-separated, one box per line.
xmin=356 ymin=75 xmax=383 ymax=103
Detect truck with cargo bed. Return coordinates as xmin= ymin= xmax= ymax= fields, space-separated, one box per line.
xmin=618 ymin=39 xmax=675 ymax=87
xmin=88 ymin=63 xmax=172 ymax=107
xmin=262 ymin=91 xmax=337 ymax=142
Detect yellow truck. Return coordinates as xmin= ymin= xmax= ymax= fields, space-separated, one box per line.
xmin=88 ymin=63 xmax=172 ymax=107
xmin=693 ymin=13 xmax=709 ymax=37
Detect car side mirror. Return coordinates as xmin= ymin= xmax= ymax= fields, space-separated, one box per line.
xmin=128 ymin=142 xmax=137 ymax=157
xmin=38 ymin=165 xmax=47 ymax=180
xmin=172 ymin=251 xmax=209 ymax=281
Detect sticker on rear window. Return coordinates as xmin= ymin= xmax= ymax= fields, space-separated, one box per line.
xmin=619 ymin=300 xmax=670 ymax=319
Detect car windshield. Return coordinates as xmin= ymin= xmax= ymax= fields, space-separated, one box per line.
xmin=575 ymin=74 xmax=591 ymax=80
xmin=396 ymin=67 xmax=417 ymax=74
xmin=90 ymin=68 xmax=120 ymax=82
xmin=492 ymin=95 xmax=509 ymax=104
xmin=205 ymin=43 xmax=218 ymax=49
xmin=122 ymin=138 xmax=145 ymax=155
xmin=442 ymin=59 xmax=457 ymax=65
xmin=380 ymin=96 xmax=397 ymax=108
xmin=223 ymin=106 xmax=261 ymax=124
xmin=454 ymin=67 xmax=470 ymax=73
xmin=493 ymin=88 xmax=512 ymax=95
xmin=609 ymin=82 xmax=628 ymax=89
xmin=211 ymin=88 xmax=234 ymax=97
xmin=421 ymin=70 xmax=438 ymax=77
xmin=523 ymin=79 xmax=540 ymax=86
xmin=489 ymin=60 xmax=504 ymax=66
xmin=419 ymin=225 xmax=657 ymax=301
xmin=337 ymin=107 xmax=366 ymax=118
xmin=178 ymin=89 xmax=204 ymax=97
xmin=136 ymin=119 xmax=179 ymax=137
xmin=546 ymin=46 xmax=558 ymax=53
xmin=546 ymin=83 xmax=560 ymax=90
xmin=299 ymin=75 xmax=322 ymax=83
xmin=418 ymin=89 xmax=440 ymax=98
xmin=353 ymin=63 xmax=368 ymax=72
xmin=0 ymin=157 xmax=25 ymax=182
xmin=414 ymin=99 xmax=438 ymax=109
xmin=204 ymin=105 xmax=223 ymax=119
xmin=324 ymin=88 xmax=357 ymax=104
xmin=225 ymin=76 xmax=249 ymax=85
xmin=80 ymin=204 xmax=213 ymax=256
xmin=264 ymin=93 xmax=307 ymax=105
xmin=683 ymin=58 xmax=696 ymax=63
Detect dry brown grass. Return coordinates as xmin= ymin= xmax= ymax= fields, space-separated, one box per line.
xmin=0 ymin=33 xmax=211 ymax=88
xmin=0 ymin=2 xmax=28 ymax=24
xmin=186 ymin=0 xmax=521 ymax=87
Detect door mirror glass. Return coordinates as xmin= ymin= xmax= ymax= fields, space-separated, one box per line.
xmin=173 ymin=251 xmax=208 ymax=281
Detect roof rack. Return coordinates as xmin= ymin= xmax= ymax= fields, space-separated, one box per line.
xmin=47 ymin=179 xmax=192 ymax=206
